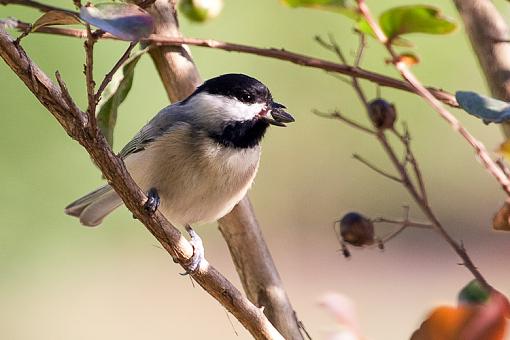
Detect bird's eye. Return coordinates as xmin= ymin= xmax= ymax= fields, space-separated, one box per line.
xmin=239 ymin=93 xmax=254 ymax=102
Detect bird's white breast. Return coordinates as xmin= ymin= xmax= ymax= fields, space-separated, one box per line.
xmin=124 ymin=124 xmax=261 ymax=226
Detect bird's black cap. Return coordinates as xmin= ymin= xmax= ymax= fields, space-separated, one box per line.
xmin=193 ymin=73 xmax=272 ymax=104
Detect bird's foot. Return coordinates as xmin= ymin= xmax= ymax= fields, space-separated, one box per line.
xmin=180 ymin=225 xmax=205 ymax=276
xmin=144 ymin=187 xmax=160 ymax=214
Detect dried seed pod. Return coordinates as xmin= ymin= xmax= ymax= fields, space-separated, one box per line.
xmin=368 ymin=98 xmax=397 ymax=130
xmin=337 ymin=212 xmax=375 ymax=247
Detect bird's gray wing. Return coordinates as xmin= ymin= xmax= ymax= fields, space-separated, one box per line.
xmin=118 ymin=104 xmax=190 ymax=158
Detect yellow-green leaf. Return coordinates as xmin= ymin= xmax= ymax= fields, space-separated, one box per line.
xmin=97 ymin=48 xmax=148 ymax=147
xmin=32 ymin=11 xmax=81 ymax=32
xmin=356 ymin=19 xmax=413 ymax=47
xmin=281 ymin=0 xmax=358 ymax=19
xmin=380 ymin=5 xmax=456 ymax=41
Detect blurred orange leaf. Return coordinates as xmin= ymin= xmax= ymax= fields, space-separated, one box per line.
xmin=493 ymin=200 xmax=510 ymax=231
xmin=496 ymin=139 xmax=510 ymax=161
xmin=411 ymin=292 xmax=510 ymax=340
xmin=399 ymin=52 xmax=420 ymax=66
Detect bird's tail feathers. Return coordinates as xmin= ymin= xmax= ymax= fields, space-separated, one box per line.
xmin=65 ymin=185 xmax=123 ymax=227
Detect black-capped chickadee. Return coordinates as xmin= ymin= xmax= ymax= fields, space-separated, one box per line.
xmin=65 ymin=73 xmax=294 ymax=229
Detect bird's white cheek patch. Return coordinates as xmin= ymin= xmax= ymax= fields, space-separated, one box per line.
xmin=188 ymin=93 xmax=266 ymax=121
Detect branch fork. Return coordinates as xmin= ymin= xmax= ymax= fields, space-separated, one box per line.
xmin=317 ymin=24 xmax=491 ymax=290
xmin=0 ymin=25 xmax=286 ymax=340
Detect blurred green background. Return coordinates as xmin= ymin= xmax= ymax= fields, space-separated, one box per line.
xmin=1 ymin=0 xmax=510 ymax=339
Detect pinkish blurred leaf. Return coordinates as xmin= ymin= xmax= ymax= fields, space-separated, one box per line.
xmin=32 ymin=11 xmax=81 ymax=32
xmin=319 ymin=292 xmax=363 ymax=339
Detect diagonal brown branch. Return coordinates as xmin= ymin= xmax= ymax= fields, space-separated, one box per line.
xmin=139 ymin=1 xmax=305 ymax=338
xmin=95 ymin=41 xmax=137 ymax=103
xmin=3 ymin=2 xmax=303 ymax=336
xmin=6 ymin=19 xmax=459 ymax=109
xmin=84 ymin=24 xmax=97 ymax=125
xmin=0 ymin=26 xmax=284 ymax=340
xmin=0 ymin=0 xmax=77 ymax=15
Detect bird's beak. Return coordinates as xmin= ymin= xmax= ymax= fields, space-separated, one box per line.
xmin=264 ymin=102 xmax=295 ymax=127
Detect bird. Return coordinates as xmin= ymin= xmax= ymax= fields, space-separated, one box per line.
xmin=65 ymin=73 xmax=294 ymax=230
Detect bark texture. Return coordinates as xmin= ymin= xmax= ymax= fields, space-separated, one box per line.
xmin=145 ymin=1 xmax=303 ymax=338
xmin=453 ymin=0 xmax=510 ymax=137
xmin=0 ymin=25 xmax=285 ymax=340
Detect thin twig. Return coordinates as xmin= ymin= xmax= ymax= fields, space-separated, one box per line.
xmin=315 ymin=34 xmax=348 ymax=64
xmin=496 ymin=158 xmax=510 ymax=178
xmin=55 ymin=70 xmax=87 ymax=125
xmin=353 ymin=34 xmax=366 ymax=69
xmin=84 ymin=24 xmax=97 ymax=126
xmin=353 ymin=154 xmax=402 ymax=183
xmin=0 ymin=26 xmax=285 ymax=340
xmin=373 ymin=217 xmax=433 ymax=230
xmin=297 ymin=319 xmax=313 ymax=340
xmin=325 ymin=71 xmax=353 ymax=86
xmin=391 ymin=125 xmax=428 ymax=203
xmin=314 ymin=110 xmax=375 ymax=135
xmin=0 ymin=0 xmax=78 ymax=15
xmin=356 ymin=0 xmax=510 ymax=197
xmin=95 ymin=41 xmax=137 ymax=103
xmin=356 ymin=0 xmax=491 ymax=290
xmin=6 ymin=19 xmax=460 ymax=108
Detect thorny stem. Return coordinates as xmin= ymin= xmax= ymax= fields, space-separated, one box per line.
xmin=3 ymin=18 xmax=460 ymax=108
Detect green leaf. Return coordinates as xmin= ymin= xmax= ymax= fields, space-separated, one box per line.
xmin=356 ymin=19 xmax=413 ymax=47
xmin=79 ymin=3 xmax=154 ymax=41
xmin=32 ymin=11 xmax=82 ymax=32
xmin=456 ymin=91 xmax=510 ymax=124
xmin=281 ymin=0 xmax=359 ymax=19
xmin=97 ymin=48 xmax=148 ymax=147
xmin=458 ymin=280 xmax=490 ymax=305
xmin=379 ymin=5 xmax=456 ymax=41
